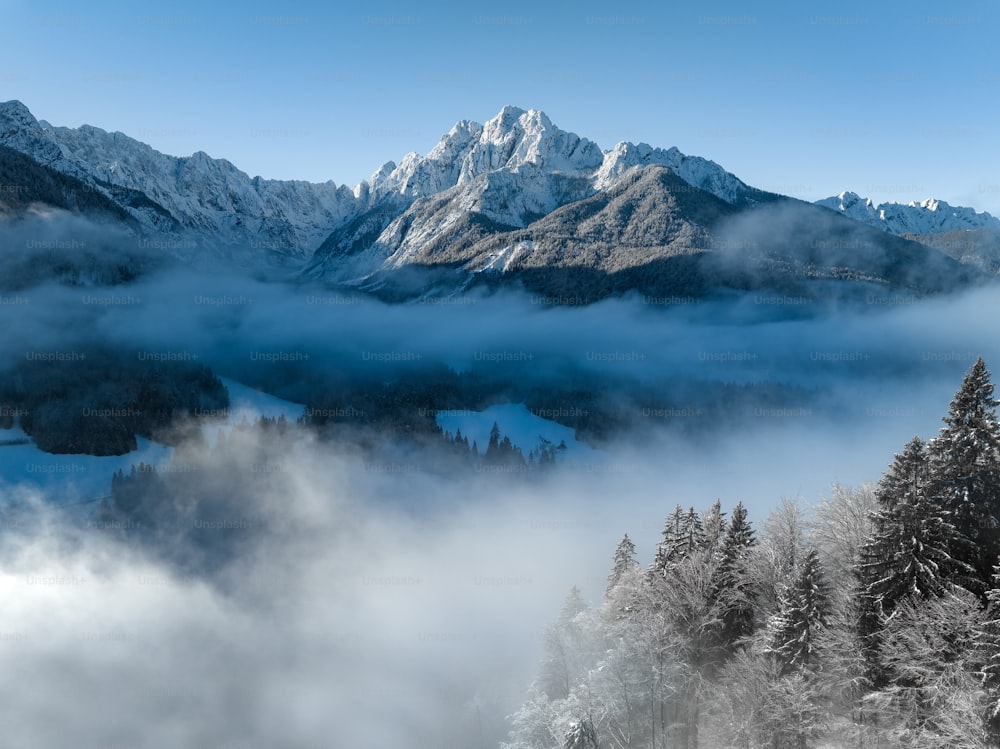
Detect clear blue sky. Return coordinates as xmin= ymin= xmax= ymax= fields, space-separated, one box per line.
xmin=2 ymin=0 xmax=998 ymax=214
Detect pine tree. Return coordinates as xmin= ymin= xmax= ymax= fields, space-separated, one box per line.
xmin=859 ymin=437 xmax=967 ymax=614
xmin=679 ymin=506 xmax=707 ymax=558
xmin=649 ymin=505 xmax=684 ymax=578
xmin=606 ymin=533 xmax=639 ymax=597
xmin=564 ymin=717 xmax=599 ymax=749
xmin=709 ymin=501 xmax=757 ymax=662
xmin=649 ymin=506 xmax=705 ymax=579
xmin=928 ymin=357 xmax=1000 ymax=593
xmin=857 ymin=436 xmax=969 ymax=689
xmin=702 ymin=499 xmax=728 ymax=561
xmin=767 ymin=548 xmax=830 ymax=674
xmin=560 ymin=585 xmax=587 ymax=622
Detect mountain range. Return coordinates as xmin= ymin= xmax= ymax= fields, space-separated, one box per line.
xmin=1 ymin=100 xmax=995 ymax=301
xmin=815 ymin=191 xmax=1000 ymax=235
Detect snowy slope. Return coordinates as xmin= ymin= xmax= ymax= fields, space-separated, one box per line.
xmin=368 ymin=107 xmax=604 ymax=200
xmin=309 ymin=106 xmax=759 ymax=281
xmin=366 ymin=105 xmax=753 ymax=207
xmin=0 ymin=100 xmax=361 ymax=261
xmin=11 ymin=98 xmax=985 ymax=287
xmin=593 ymin=140 xmax=759 ymax=204
xmin=200 ymin=378 xmax=307 ymax=446
xmin=436 ymin=403 xmax=600 ymax=464
xmin=816 ymin=191 xmax=1000 ymax=235
xmin=0 ymin=379 xmax=306 ymax=508
xmin=3 ymin=100 xmax=761 ymax=277
xmin=0 ymin=424 xmax=172 ymax=504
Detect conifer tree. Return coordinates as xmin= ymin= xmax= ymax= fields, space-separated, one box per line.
xmin=564 ymin=717 xmax=599 ymax=749
xmin=702 ymin=498 xmax=728 ymax=561
xmin=857 ymin=436 xmax=969 ymax=688
xmin=709 ymin=501 xmax=757 ymax=661
xmin=606 ymin=533 xmax=639 ymax=597
xmin=859 ymin=437 xmax=966 ymax=613
xmin=767 ymin=548 xmax=830 ymax=674
xmin=928 ymin=357 xmax=1000 ymax=592
xmin=649 ymin=506 xmax=705 ymax=581
xmin=649 ymin=505 xmax=682 ymax=579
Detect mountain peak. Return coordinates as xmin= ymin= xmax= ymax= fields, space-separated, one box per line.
xmin=480 ymin=106 xmax=562 ymax=144
xmin=474 ymin=106 xmax=603 ymax=177
xmin=0 ymin=100 xmax=40 ymax=131
xmin=365 ymin=106 xmax=606 ymax=201
xmin=489 ymin=104 xmax=530 ymax=127
xmin=834 ymin=191 xmax=873 ymax=209
xmin=817 ymin=191 xmax=1000 ymax=234
xmin=914 ymin=197 xmax=942 ymax=211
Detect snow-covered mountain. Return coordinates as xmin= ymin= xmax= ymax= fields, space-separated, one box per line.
xmin=0 ymin=100 xmax=361 ymax=262
xmin=0 ymin=101 xmax=760 ymax=267
xmin=0 ymin=99 xmax=991 ymax=298
xmin=363 ymin=104 xmax=760 ymax=202
xmin=816 ymin=191 xmax=1000 ymax=235
xmin=305 ymin=106 xmax=771 ymax=281
xmin=313 ymin=164 xmax=978 ymax=303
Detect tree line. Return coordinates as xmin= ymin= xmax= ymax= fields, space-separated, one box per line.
xmin=506 ymin=357 xmax=1000 ymax=748
xmin=0 ymin=347 xmax=228 ymax=454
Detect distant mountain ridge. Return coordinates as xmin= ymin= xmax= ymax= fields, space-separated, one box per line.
xmin=0 ymin=100 xmax=359 ymax=262
xmin=815 ymin=190 xmax=1000 ymax=235
xmin=0 ymin=100 xmax=991 ymax=300
xmin=0 ymin=101 xmax=760 ymax=264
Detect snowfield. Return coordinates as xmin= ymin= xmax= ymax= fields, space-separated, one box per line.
xmin=0 ymin=425 xmax=171 ymax=505
xmin=435 ymin=402 xmax=600 ymax=463
xmin=200 ymin=377 xmax=306 ymax=447
xmin=0 ymin=378 xmax=306 ymax=507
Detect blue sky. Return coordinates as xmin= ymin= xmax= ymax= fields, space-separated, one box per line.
xmin=1 ymin=0 xmax=998 ymax=214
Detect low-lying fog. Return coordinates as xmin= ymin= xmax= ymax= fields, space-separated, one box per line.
xmin=1 ymin=217 xmax=998 ymax=747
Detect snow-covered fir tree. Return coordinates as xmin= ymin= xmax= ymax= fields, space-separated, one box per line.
xmin=606 ymin=533 xmax=639 ymax=597
xmin=767 ymin=548 xmax=830 ymax=674
xmin=701 ymin=499 xmax=727 ymax=561
xmin=503 ymin=363 xmax=1000 ymax=748
xmin=649 ymin=505 xmax=705 ymax=579
xmin=860 ymin=436 xmax=968 ymax=612
xmin=709 ymin=501 xmax=757 ymax=663
xmin=928 ymin=357 xmax=1000 ymax=593
xmin=563 ymin=717 xmax=599 ymax=749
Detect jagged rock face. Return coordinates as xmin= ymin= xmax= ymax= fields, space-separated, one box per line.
xmin=816 ymin=190 xmax=1000 ymax=235
xmin=0 ymin=100 xmax=766 ymax=270
xmin=306 ymin=107 xmax=761 ymax=280
xmin=368 ymin=107 xmax=606 ymax=200
xmin=0 ymin=100 xmax=361 ymax=263
xmin=312 ymin=164 xmax=978 ymax=303
xmin=0 ymin=100 xmax=989 ymax=299
xmin=593 ymin=141 xmax=760 ymax=206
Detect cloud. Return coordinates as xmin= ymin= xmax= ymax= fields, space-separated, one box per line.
xmin=0 ymin=432 xmax=644 ymax=748
xmin=3 ymin=215 xmax=1000 ymax=746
